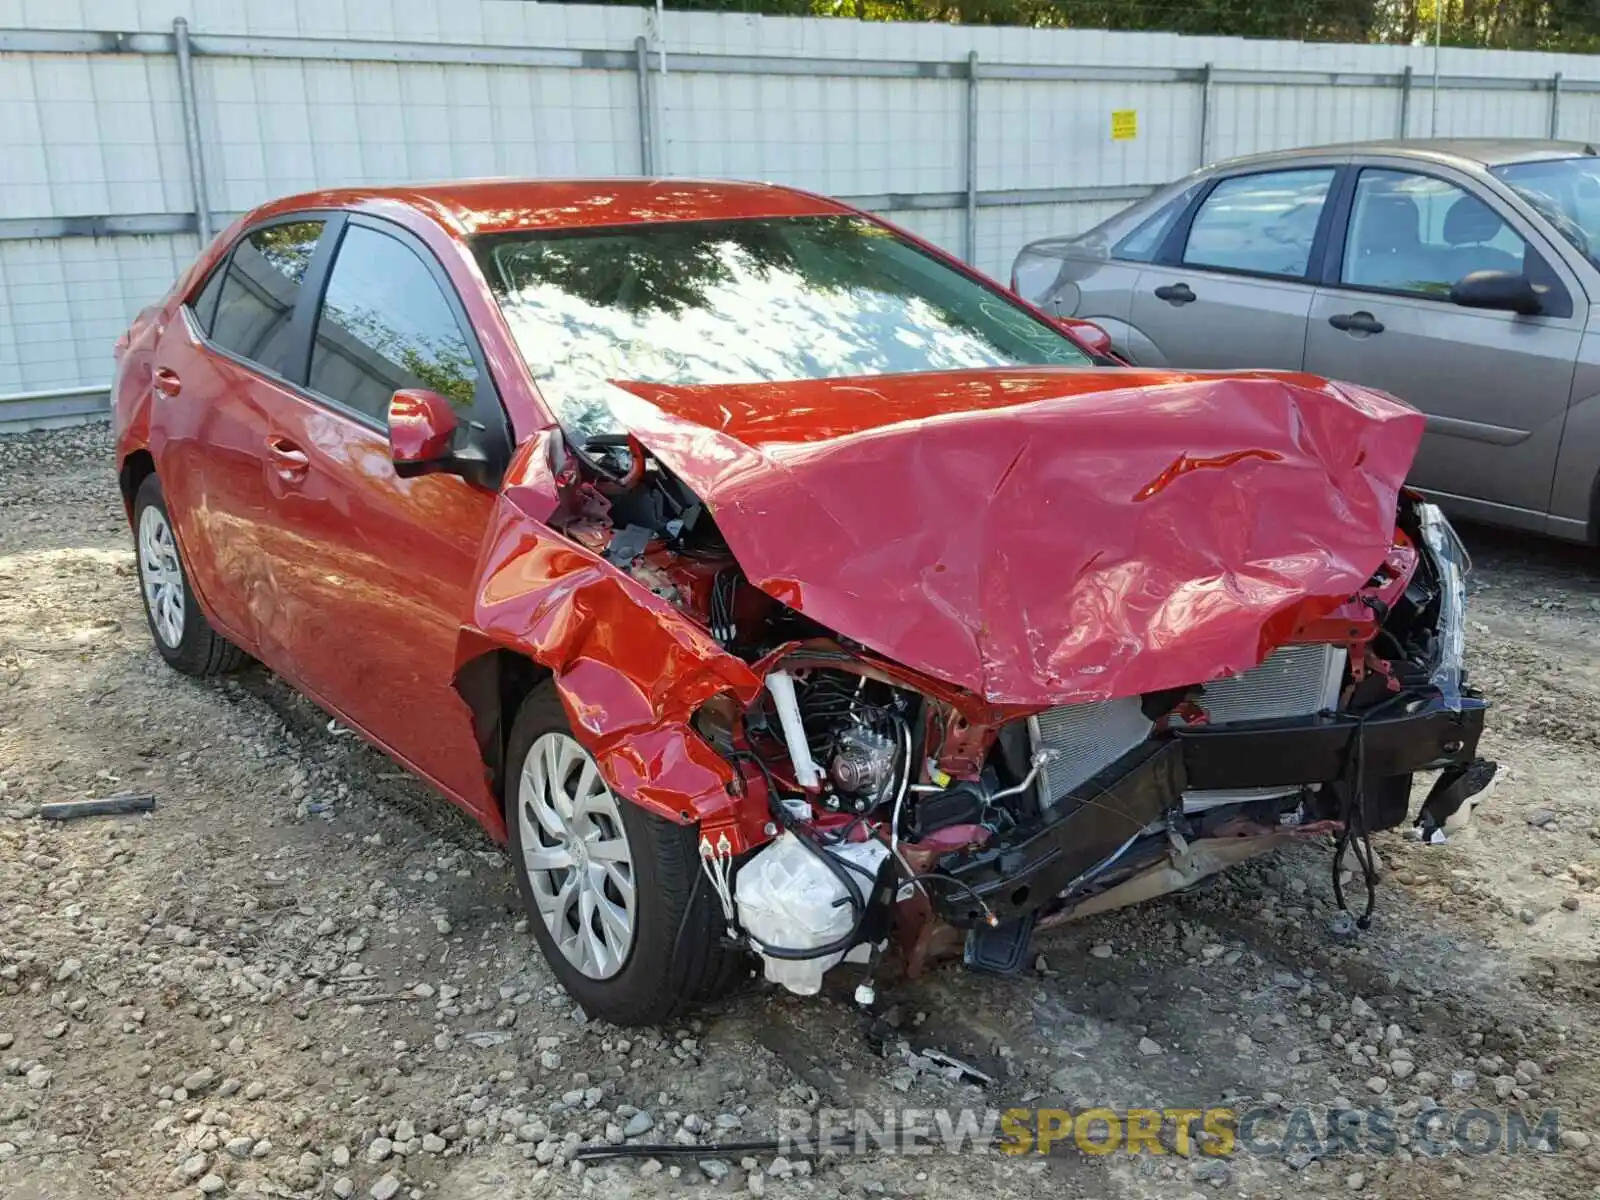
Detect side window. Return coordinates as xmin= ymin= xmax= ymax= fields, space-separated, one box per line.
xmin=209 ymin=221 xmax=324 ymax=372
xmin=1112 ymin=182 xmax=1200 ymax=263
xmin=1342 ymin=169 xmax=1540 ymax=298
xmin=309 ymin=225 xmax=480 ymax=424
xmin=189 ymin=260 xmax=228 ymax=336
xmin=1182 ymin=168 xmax=1336 ymax=279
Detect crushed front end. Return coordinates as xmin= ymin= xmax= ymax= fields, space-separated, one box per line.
xmin=698 ymin=494 xmax=1488 ymax=992
xmin=491 ymin=366 xmax=1488 ymax=1000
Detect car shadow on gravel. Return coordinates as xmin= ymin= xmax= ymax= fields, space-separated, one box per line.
xmin=1457 ymin=520 xmax=1600 ymax=591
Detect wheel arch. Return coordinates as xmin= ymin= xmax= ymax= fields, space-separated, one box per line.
xmin=117 ymin=448 xmax=157 ymax=526
xmin=453 ymin=648 xmax=553 ymax=819
xmin=459 ymin=495 xmax=769 ymax=847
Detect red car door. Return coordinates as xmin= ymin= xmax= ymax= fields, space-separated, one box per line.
xmin=244 ymin=216 xmax=509 ymax=818
xmin=148 ymin=217 xmax=331 ymax=659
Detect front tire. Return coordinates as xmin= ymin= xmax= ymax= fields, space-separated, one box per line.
xmin=505 ymin=684 xmax=743 ymax=1026
xmin=132 ymin=473 xmax=248 ymax=677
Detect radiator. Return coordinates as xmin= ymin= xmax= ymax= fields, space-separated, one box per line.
xmin=1027 ymin=643 xmax=1346 ymax=809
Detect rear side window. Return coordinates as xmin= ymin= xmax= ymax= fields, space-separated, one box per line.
xmin=189 ymin=261 xmax=228 ymax=335
xmin=209 ymin=221 xmax=325 ymax=373
xmin=1182 ymin=168 xmax=1336 ymax=279
xmin=1112 ymin=183 xmax=1200 ymax=262
xmin=308 ymin=224 xmax=480 ymax=424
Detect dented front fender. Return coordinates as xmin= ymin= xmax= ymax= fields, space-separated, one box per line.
xmin=453 ymin=434 xmax=764 ymax=836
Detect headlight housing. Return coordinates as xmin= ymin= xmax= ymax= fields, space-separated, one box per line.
xmin=1415 ymin=502 xmax=1468 ymax=710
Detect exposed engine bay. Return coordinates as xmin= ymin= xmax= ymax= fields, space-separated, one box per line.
xmin=550 ymin=428 xmax=1493 ymax=999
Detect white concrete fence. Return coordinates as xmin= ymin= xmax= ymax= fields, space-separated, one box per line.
xmin=5 ymin=0 xmax=1600 ymax=429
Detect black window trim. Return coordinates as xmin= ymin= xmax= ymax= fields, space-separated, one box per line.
xmin=185 ymin=209 xmax=343 ymax=387
xmin=1153 ymin=162 xmax=1349 ymax=286
xmin=1320 ymin=161 xmax=1575 ymax=320
xmin=298 ymin=214 xmax=512 ymax=459
xmin=283 ymin=212 xmax=349 ymax=388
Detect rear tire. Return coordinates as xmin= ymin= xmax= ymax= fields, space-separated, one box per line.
xmin=132 ymin=473 xmax=249 ymax=677
xmin=505 ymin=683 xmax=744 ymax=1026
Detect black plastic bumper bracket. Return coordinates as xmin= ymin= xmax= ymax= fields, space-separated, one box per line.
xmin=931 ymin=693 xmax=1487 ymax=928
xmin=962 ymin=911 xmax=1037 ymax=974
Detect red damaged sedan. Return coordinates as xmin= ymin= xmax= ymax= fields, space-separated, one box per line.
xmin=112 ymin=180 xmax=1490 ymax=1025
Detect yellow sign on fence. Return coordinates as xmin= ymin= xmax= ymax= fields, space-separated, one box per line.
xmin=1111 ymin=109 xmax=1138 ymax=140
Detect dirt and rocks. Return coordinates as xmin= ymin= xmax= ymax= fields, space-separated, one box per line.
xmin=3 ymin=423 xmax=1600 ymax=1200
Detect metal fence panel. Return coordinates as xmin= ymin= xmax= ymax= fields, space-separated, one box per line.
xmin=979 ymin=79 xmax=1201 ymax=195
xmin=662 ymin=71 xmax=966 ymax=199
xmin=1431 ymin=87 xmax=1553 ymax=140
xmin=1209 ymin=83 xmax=1406 ymax=161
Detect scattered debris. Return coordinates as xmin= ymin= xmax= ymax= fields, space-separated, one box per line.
xmin=573 ymin=1138 xmax=790 ymax=1163
xmin=917 ymin=1048 xmax=995 ymax=1087
xmin=38 ymin=792 xmax=155 ymax=820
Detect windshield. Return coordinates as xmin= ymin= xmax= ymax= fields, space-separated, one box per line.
xmin=1491 ymin=156 xmax=1600 ymax=267
xmin=475 ymin=215 xmax=1092 ymax=441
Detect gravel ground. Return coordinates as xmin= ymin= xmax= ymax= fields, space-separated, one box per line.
xmin=2 ymin=423 xmax=1599 ymax=1200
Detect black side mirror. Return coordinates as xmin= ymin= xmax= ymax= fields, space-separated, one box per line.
xmin=1450 ymin=270 xmax=1542 ymax=316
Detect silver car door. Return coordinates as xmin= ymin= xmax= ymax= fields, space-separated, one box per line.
xmin=1303 ymin=163 xmax=1585 ymax=529
xmin=1128 ymin=165 xmax=1340 ymax=370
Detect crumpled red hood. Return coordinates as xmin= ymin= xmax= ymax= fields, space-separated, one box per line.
xmin=607 ymin=367 xmax=1425 ymax=706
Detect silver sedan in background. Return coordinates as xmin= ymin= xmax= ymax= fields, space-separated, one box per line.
xmin=1012 ymin=139 xmax=1600 ymax=542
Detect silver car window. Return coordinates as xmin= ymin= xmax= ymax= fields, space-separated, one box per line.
xmin=1182 ymin=168 xmax=1335 ymax=279
xmin=1491 ymin=156 xmax=1600 ymax=268
xmin=1343 ymin=169 xmax=1527 ymax=297
xmin=1112 ymin=182 xmax=1201 ymax=262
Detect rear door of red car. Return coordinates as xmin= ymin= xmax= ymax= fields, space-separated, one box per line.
xmin=150 ymin=215 xmax=332 ymax=657
xmin=244 ymin=214 xmax=508 ymax=815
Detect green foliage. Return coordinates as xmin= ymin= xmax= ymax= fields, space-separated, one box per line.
xmin=588 ymin=0 xmax=1600 ymax=49
xmin=486 ymin=216 xmax=900 ymax=318
xmin=327 ymin=301 xmax=479 ymax=408
xmin=397 ymin=344 xmax=477 ymax=407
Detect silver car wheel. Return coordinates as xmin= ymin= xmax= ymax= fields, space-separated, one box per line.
xmin=518 ymin=731 xmax=637 ymax=980
xmin=138 ymin=504 xmax=186 ymax=649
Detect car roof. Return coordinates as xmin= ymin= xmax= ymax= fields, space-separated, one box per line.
xmin=252 ymin=178 xmax=854 ymax=237
xmin=1211 ymin=138 xmax=1598 ymax=173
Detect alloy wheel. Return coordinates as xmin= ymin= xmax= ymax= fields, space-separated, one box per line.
xmin=517 ymin=731 xmax=637 ymax=979
xmin=138 ymin=504 xmax=185 ymax=649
